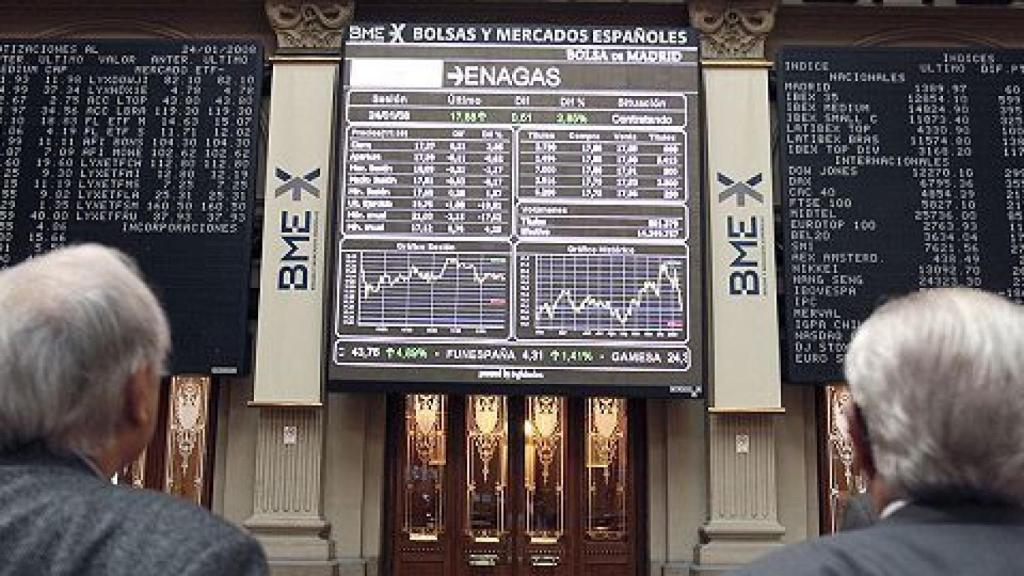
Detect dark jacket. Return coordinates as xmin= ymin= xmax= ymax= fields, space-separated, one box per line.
xmin=0 ymin=445 xmax=268 ymax=576
xmin=732 ymin=499 xmax=1024 ymax=575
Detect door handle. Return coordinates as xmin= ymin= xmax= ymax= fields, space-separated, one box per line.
xmin=468 ymin=553 xmax=499 ymax=567
xmin=530 ymin=554 xmax=560 ymax=567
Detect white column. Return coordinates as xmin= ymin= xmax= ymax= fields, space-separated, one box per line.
xmin=246 ymin=3 xmax=354 ymax=574
xmin=688 ymin=0 xmax=787 ymax=570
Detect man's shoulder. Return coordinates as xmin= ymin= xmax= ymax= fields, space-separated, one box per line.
xmin=49 ymin=474 xmax=259 ymax=555
xmin=731 ymin=514 xmax=1024 ymax=576
xmin=1 ymin=458 xmax=234 ymax=534
xmin=106 ymin=483 xmax=248 ymax=540
xmin=730 ymin=530 xmax=879 ymax=576
xmin=94 ymin=486 xmax=267 ymax=575
xmin=0 ymin=460 xmax=266 ymax=575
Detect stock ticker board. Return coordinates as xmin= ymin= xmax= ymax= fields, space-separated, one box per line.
xmin=0 ymin=40 xmax=262 ymax=374
xmin=778 ymin=47 xmax=1024 ymax=383
xmin=329 ymin=24 xmax=703 ymax=396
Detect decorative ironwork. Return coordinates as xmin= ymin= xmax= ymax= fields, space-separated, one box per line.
xmin=412 ymin=394 xmax=446 ymax=466
xmin=403 ymin=394 xmax=446 ymax=539
xmin=588 ymin=398 xmax=623 ymax=483
xmin=165 ymin=376 xmax=209 ymax=504
xmin=825 ymin=385 xmax=870 ymax=533
xmin=174 ymin=381 xmax=202 ymax=475
xmin=526 ymin=396 xmax=565 ymax=541
xmin=586 ymin=398 xmax=628 ymax=541
xmin=529 ymin=396 xmax=562 ymax=485
xmin=466 ymin=395 xmax=508 ymax=539
xmin=470 ymin=395 xmax=503 ymax=483
xmin=830 ymin=388 xmax=857 ymax=489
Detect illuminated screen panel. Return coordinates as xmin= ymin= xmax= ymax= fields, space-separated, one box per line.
xmin=778 ymin=47 xmax=1024 ymax=383
xmin=330 ymin=23 xmax=703 ymax=396
xmin=0 ymin=40 xmax=262 ymax=374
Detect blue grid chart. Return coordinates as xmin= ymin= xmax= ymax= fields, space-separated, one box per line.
xmin=357 ymin=251 xmax=508 ymax=331
xmin=533 ymin=253 xmax=687 ymax=336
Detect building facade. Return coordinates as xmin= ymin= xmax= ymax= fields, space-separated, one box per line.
xmin=2 ymin=1 xmax=1023 ymax=575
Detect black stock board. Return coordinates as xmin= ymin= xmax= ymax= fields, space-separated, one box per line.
xmin=329 ymin=23 xmax=703 ymax=396
xmin=0 ymin=40 xmax=263 ymax=374
xmin=778 ymin=47 xmax=1024 ymax=383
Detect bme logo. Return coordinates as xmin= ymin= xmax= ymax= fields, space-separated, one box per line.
xmin=274 ymin=167 xmax=321 ymax=291
xmin=717 ymin=172 xmax=765 ymax=296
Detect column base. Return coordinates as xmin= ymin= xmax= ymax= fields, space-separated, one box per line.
xmin=268 ymin=560 xmax=338 ymax=576
xmin=246 ymin=514 xmax=335 ymax=562
xmin=653 ymin=560 xmax=747 ymax=576
xmin=659 ymin=561 xmax=696 ymax=576
xmin=336 ymin=558 xmax=375 ymax=576
xmin=265 ymin=557 xmax=374 ymax=576
xmin=694 ymin=520 xmax=785 ymax=568
xmin=691 ymin=561 xmax=751 ymax=576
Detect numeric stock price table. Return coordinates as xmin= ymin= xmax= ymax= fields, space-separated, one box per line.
xmin=0 ymin=40 xmax=262 ymax=373
xmin=778 ymin=47 xmax=1024 ymax=382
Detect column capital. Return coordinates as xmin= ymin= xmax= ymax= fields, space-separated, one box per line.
xmin=689 ymin=0 xmax=779 ymax=60
xmin=264 ymin=0 xmax=353 ymax=53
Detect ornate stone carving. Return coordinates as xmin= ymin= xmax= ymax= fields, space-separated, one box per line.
xmin=265 ymin=0 xmax=353 ymax=52
xmin=689 ymin=0 xmax=778 ymax=60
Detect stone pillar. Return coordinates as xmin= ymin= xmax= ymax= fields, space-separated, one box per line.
xmin=247 ymin=408 xmax=334 ymax=565
xmin=688 ymin=0 xmax=787 ymax=571
xmin=245 ymin=2 xmax=353 ymax=575
xmin=697 ymin=414 xmax=785 ymax=568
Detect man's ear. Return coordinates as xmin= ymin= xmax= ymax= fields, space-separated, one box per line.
xmin=849 ymin=403 xmax=876 ymax=479
xmin=122 ymin=364 xmax=155 ymax=428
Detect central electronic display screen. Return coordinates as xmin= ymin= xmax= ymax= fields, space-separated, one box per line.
xmin=329 ymin=23 xmax=703 ymax=396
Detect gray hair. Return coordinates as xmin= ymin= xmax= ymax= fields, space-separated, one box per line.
xmin=845 ymin=288 xmax=1024 ymax=504
xmin=0 ymin=244 xmax=171 ymax=456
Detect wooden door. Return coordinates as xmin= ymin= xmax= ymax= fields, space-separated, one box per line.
xmin=576 ymin=397 xmax=641 ymax=576
xmin=386 ymin=394 xmax=453 ymax=576
xmin=118 ymin=376 xmax=217 ymax=508
xmin=386 ymin=395 xmax=643 ymax=576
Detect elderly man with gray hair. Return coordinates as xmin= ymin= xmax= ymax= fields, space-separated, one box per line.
xmin=735 ymin=288 xmax=1024 ymax=575
xmin=0 ymin=244 xmax=267 ymax=576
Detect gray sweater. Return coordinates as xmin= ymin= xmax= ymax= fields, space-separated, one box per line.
xmin=0 ymin=446 xmax=267 ymax=576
